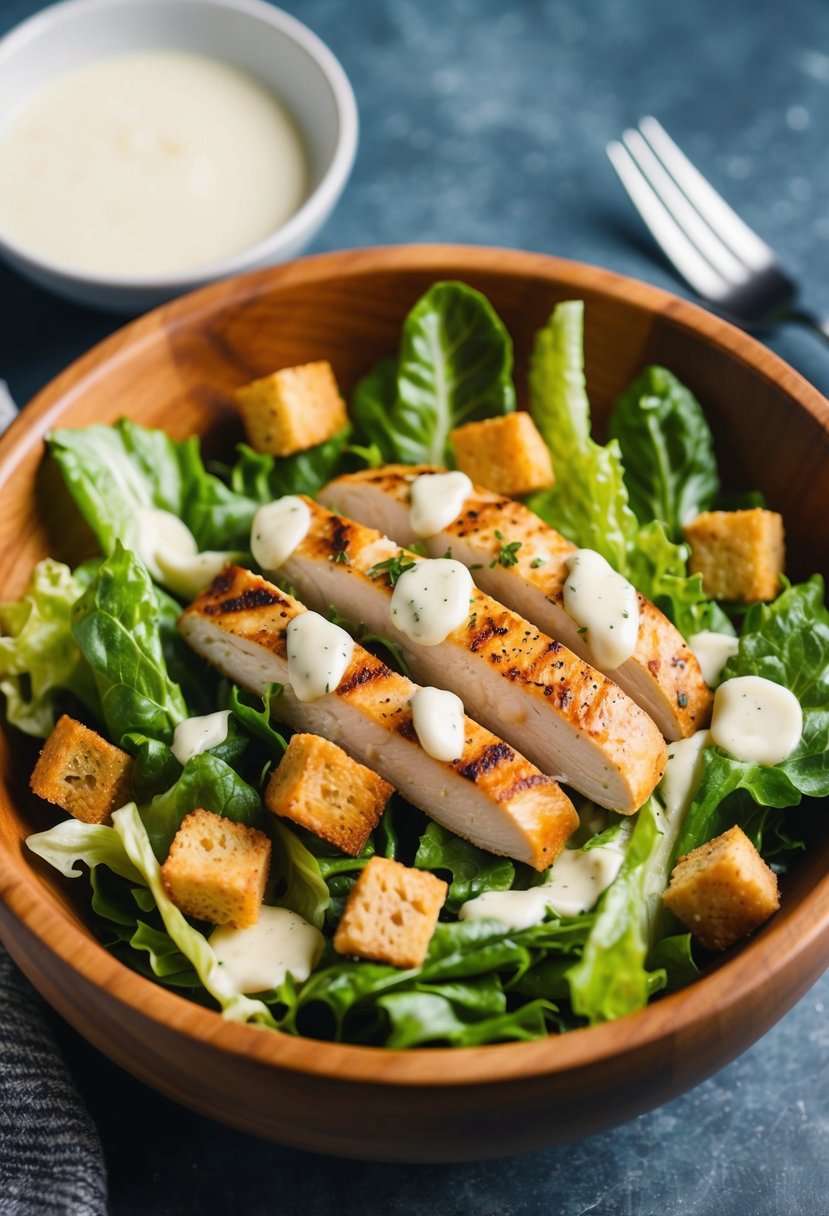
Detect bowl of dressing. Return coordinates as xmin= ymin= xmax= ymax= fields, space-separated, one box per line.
xmin=0 ymin=0 xmax=358 ymax=312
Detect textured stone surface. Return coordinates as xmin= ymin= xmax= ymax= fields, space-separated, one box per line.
xmin=2 ymin=0 xmax=829 ymax=1210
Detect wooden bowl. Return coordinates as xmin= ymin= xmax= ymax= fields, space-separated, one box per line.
xmin=1 ymin=245 xmax=828 ymax=1162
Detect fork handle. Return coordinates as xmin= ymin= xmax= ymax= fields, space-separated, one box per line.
xmin=786 ymin=310 xmax=829 ymax=346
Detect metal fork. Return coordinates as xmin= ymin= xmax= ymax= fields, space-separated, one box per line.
xmin=607 ymin=116 xmax=829 ymax=344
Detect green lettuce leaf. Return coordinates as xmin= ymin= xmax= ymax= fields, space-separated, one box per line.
xmin=676 ymin=577 xmax=829 ymax=857
xmin=527 ymin=300 xmax=635 ymax=572
xmin=527 ymin=302 xmax=720 ymax=638
xmin=228 ymin=431 xmax=352 ymax=502
xmin=351 ymin=282 xmax=516 ymax=465
xmin=0 ymin=559 xmax=101 ymax=737
xmin=567 ymin=795 xmax=683 ymax=1024
xmin=111 ymin=804 xmax=277 ymax=1025
xmin=609 ymin=365 xmax=720 ymax=541
xmin=270 ymin=821 xmax=329 ymax=930
xmin=141 ymin=752 xmax=263 ymax=861
xmin=71 ymin=544 xmax=188 ymax=747
xmin=49 ymin=419 xmax=259 ymax=555
xmin=413 ymin=822 xmax=515 ymax=913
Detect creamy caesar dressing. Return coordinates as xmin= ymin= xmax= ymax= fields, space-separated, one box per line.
xmin=134 ymin=507 xmax=234 ymax=598
xmin=286 ymin=611 xmax=354 ymax=701
xmin=209 ymin=906 xmax=324 ymax=994
xmin=710 ymin=675 xmax=802 ymax=765
xmin=171 ymin=710 xmax=232 ymax=767
xmin=409 ymin=686 xmax=466 ymax=762
xmin=0 ymin=51 xmax=308 ymax=276
xmin=390 ymin=558 xmax=474 ymax=646
xmin=459 ymin=843 xmax=624 ymax=930
xmin=660 ymin=729 xmax=712 ymax=818
xmin=250 ymin=497 xmax=311 ymax=571
xmin=409 ymin=471 xmax=472 ymax=537
xmin=688 ymin=630 xmax=740 ymax=687
xmin=562 ymin=549 xmax=640 ymax=669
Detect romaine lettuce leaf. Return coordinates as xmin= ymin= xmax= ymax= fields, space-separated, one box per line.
xmin=49 ymin=419 xmax=259 ymax=555
xmin=676 ymin=577 xmax=829 ymax=857
xmin=0 ymin=559 xmax=101 ymax=737
xmin=111 ymin=804 xmax=277 ymax=1025
xmin=228 ymin=431 xmax=352 ymax=502
xmin=609 ymin=365 xmax=720 ymax=541
xmin=527 ymin=302 xmax=720 ymax=638
xmin=351 ymin=282 xmax=516 ymax=465
xmin=141 ymin=752 xmax=263 ymax=861
xmin=566 ymin=795 xmax=681 ymax=1024
xmin=527 ymin=300 xmax=635 ymax=572
xmin=270 ymin=821 xmax=329 ymax=930
xmin=71 ymin=544 xmax=188 ymax=747
xmin=413 ymin=821 xmax=515 ymax=913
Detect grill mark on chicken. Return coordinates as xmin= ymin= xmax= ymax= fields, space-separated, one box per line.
xmin=336 ymin=662 xmax=392 ymax=696
xmin=203 ymin=586 xmax=286 ymax=614
xmin=458 ymin=741 xmax=515 ymax=781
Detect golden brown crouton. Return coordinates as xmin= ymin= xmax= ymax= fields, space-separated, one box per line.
xmin=265 ymin=733 xmax=393 ymax=857
xmin=662 ymin=824 xmax=779 ymax=951
xmin=684 ymin=508 xmax=785 ymax=602
xmin=29 ymin=714 xmax=133 ymax=825
xmin=234 ymin=360 xmax=348 ymax=457
xmin=161 ymin=809 xmax=270 ymax=928
xmin=333 ymin=856 xmax=447 ymax=969
xmin=450 ymin=412 xmax=554 ymax=497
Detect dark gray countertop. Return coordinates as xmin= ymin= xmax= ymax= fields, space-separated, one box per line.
xmin=2 ymin=0 xmax=828 ymax=1211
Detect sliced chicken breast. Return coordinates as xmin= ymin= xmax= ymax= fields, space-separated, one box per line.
xmin=321 ymin=466 xmax=713 ymax=741
xmin=275 ymin=500 xmax=666 ymax=814
xmin=179 ymin=566 xmax=578 ymax=870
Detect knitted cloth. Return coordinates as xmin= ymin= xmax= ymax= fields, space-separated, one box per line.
xmin=0 ymin=945 xmax=107 ymax=1216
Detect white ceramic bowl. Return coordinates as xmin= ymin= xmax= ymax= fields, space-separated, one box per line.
xmin=0 ymin=0 xmax=358 ymax=312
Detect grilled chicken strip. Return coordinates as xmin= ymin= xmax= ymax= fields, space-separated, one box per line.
xmin=274 ymin=500 xmax=666 ymax=814
xmin=179 ymin=566 xmax=578 ymax=870
xmin=321 ymin=466 xmax=713 ymax=741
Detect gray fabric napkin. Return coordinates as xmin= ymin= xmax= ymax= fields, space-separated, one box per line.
xmin=0 ymin=944 xmax=107 ymax=1216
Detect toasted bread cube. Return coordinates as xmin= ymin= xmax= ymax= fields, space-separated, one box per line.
xmin=333 ymin=856 xmax=447 ymax=968
xmin=662 ymin=825 xmax=779 ymax=951
xmin=450 ymin=412 xmax=554 ymax=497
xmin=234 ymin=360 xmax=348 ymax=457
xmin=161 ymin=809 xmax=270 ymax=928
xmin=684 ymin=508 xmax=785 ymax=602
xmin=265 ymin=733 xmax=393 ymax=857
xmin=29 ymin=714 xmax=133 ymax=825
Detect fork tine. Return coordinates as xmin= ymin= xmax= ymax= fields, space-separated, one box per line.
xmin=638 ymin=116 xmax=775 ymax=273
xmin=606 ymin=140 xmax=732 ymax=300
xmin=621 ymin=129 xmax=747 ymax=286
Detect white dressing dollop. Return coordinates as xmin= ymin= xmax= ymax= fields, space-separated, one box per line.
xmin=688 ymin=630 xmax=740 ymax=687
xmin=409 ymin=471 xmax=472 ymax=537
xmin=562 ymin=549 xmax=640 ymax=669
xmin=409 ymin=686 xmax=466 ymax=762
xmin=390 ymin=558 xmax=474 ymax=646
xmin=251 ymin=496 xmax=311 ymax=571
xmin=459 ymin=843 xmax=624 ymax=930
xmin=286 ymin=611 xmax=354 ymax=702
xmin=660 ymin=729 xmax=712 ymax=819
xmin=171 ymin=710 xmax=232 ymax=766
xmin=157 ymin=550 xmax=236 ymax=600
xmin=134 ymin=506 xmax=234 ymax=598
xmin=210 ymin=906 xmax=324 ymax=994
xmin=711 ymin=675 xmax=802 ymax=766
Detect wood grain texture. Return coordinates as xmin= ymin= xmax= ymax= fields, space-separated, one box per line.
xmin=1 ymin=245 xmax=828 ymax=1160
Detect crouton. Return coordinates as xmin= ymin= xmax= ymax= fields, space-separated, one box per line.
xmin=234 ymin=360 xmax=348 ymax=457
xmin=161 ymin=809 xmax=270 ymax=928
xmin=683 ymin=508 xmax=785 ymax=602
xmin=29 ymin=714 xmax=133 ymax=825
xmin=662 ymin=824 xmax=779 ymax=951
xmin=265 ymin=733 xmax=393 ymax=857
xmin=450 ymin=412 xmax=554 ymax=497
xmin=333 ymin=856 xmax=447 ymax=968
